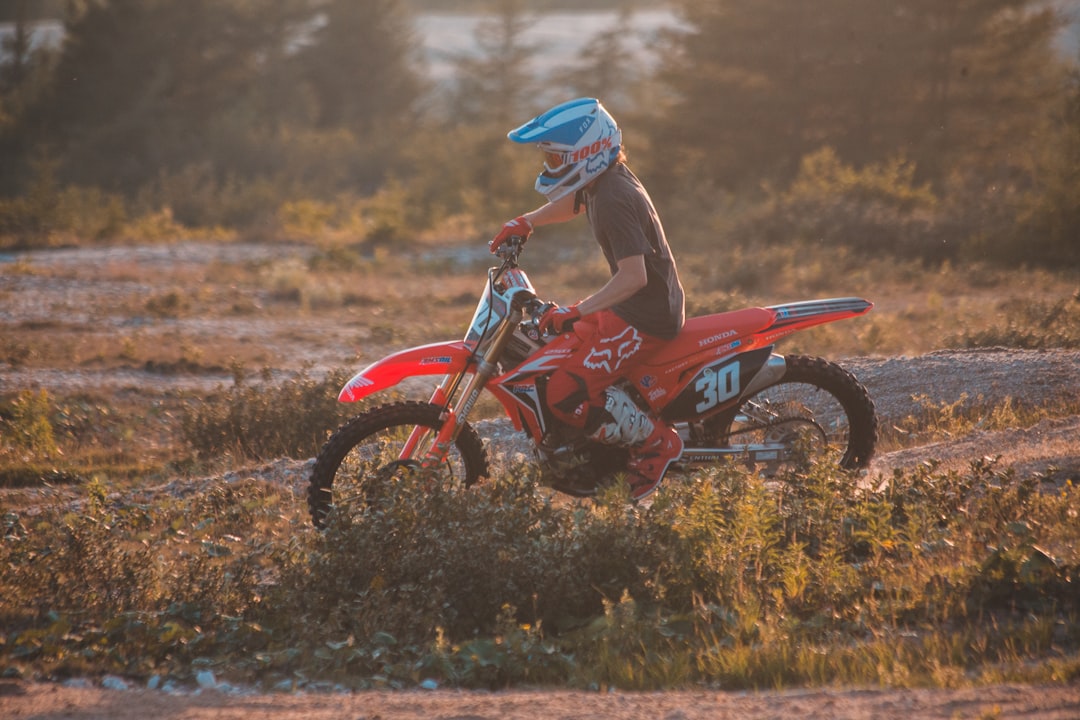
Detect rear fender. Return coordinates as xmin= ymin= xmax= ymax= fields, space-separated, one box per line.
xmin=759 ymin=298 xmax=873 ymax=344
xmin=338 ymin=341 xmax=476 ymax=403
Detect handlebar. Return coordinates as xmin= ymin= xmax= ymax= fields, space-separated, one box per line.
xmin=492 ymin=237 xmax=570 ymax=335
xmin=494 ymin=235 xmax=527 ymax=264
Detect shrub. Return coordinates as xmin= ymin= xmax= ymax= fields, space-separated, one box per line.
xmin=2 ymin=452 xmax=1078 ymax=689
xmin=279 ymin=471 xmax=606 ymax=648
xmin=119 ymin=207 xmax=190 ymax=243
xmin=735 ymin=147 xmax=948 ymax=261
xmin=181 ymin=366 xmax=357 ymax=460
xmin=266 ymin=457 xmax=1080 ymax=689
xmin=0 ymin=389 xmax=59 ymax=460
xmin=0 ymin=477 xmax=276 ymax=677
xmin=276 ymin=197 xmax=371 ymax=245
xmin=0 ymin=161 xmax=126 ymax=248
xmin=948 ymin=295 xmax=1080 ymax=350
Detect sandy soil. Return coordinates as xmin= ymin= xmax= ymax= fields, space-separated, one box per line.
xmin=2 ymin=242 xmax=1079 ymax=718
xmin=3 ymin=681 xmax=1080 ymax=720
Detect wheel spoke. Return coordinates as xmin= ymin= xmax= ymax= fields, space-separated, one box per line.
xmin=307 ymin=402 xmax=488 ymax=528
xmin=693 ymin=355 xmax=877 ymax=474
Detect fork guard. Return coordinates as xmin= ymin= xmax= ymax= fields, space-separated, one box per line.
xmin=337 ymin=341 xmax=476 ymax=403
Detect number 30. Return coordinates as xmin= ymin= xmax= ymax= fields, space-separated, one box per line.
xmin=695 ymin=362 xmax=740 ymax=414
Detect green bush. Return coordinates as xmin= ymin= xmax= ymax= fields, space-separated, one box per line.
xmin=0 ymin=389 xmax=59 ymax=460
xmin=734 ymin=147 xmax=949 ymax=261
xmin=181 ymin=366 xmax=357 ymax=460
xmin=948 ymin=294 xmax=1080 ymax=350
xmin=2 ymin=452 xmax=1078 ymax=689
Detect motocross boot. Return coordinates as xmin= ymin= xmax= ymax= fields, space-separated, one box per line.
xmin=625 ymin=421 xmax=683 ymax=500
xmin=586 ymin=386 xmax=654 ymax=446
xmin=587 ymin=386 xmax=683 ymax=499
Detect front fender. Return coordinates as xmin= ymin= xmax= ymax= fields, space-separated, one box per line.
xmin=338 ymin=341 xmax=476 ymax=403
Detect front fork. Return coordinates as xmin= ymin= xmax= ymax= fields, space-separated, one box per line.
xmin=400 ymin=310 xmax=522 ymax=470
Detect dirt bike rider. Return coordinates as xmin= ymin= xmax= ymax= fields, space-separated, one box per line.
xmin=489 ymin=98 xmax=685 ymax=500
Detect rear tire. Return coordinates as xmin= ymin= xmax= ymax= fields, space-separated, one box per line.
xmin=307 ymin=401 xmax=488 ymax=528
xmin=699 ymin=354 xmax=877 ymax=472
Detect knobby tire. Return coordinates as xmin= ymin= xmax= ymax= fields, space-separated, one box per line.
xmin=705 ymin=354 xmax=877 ymax=471
xmin=307 ymin=401 xmax=488 ymax=528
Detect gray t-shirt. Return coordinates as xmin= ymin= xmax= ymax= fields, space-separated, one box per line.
xmin=584 ymin=163 xmax=685 ymax=340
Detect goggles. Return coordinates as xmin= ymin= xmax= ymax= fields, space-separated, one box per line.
xmin=540 ymin=147 xmax=571 ymax=176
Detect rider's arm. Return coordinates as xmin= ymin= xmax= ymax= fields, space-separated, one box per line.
xmin=576 ymin=254 xmax=647 ymax=316
xmin=522 ymin=191 xmax=581 ymax=228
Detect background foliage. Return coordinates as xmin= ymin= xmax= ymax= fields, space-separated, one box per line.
xmin=0 ymin=0 xmax=1077 ymax=265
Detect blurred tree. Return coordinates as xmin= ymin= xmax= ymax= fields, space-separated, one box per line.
xmin=0 ymin=0 xmax=31 ymax=92
xmin=652 ymin=0 xmax=1065 ymax=196
xmin=567 ymin=6 xmax=638 ymax=114
xmin=910 ymin=0 xmax=1064 ymax=186
xmin=4 ymin=0 xmax=427 ymax=222
xmin=297 ymin=0 xmax=422 ymax=133
xmin=416 ymin=0 xmax=540 ymax=223
xmin=0 ymin=0 xmax=60 ymax=194
xmin=447 ymin=0 xmax=538 ymax=128
xmin=15 ymin=0 xmax=305 ymax=194
xmin=1009 ymin=57 xmax=1080 ymax=265
xmin=0 ymin=0 xmax=68 ymax=21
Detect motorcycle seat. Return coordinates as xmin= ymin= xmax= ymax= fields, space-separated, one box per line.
xmin=646 ymin=307 xmax=776 ymax=366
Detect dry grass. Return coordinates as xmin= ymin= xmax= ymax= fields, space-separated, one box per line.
xmin=4 ymin=238 xmax=1077 ymax=370
xmin=1 ymin=238 xmax=1077 ymax=494
xmin=2 ymin=239 xmax=1079 ymax=690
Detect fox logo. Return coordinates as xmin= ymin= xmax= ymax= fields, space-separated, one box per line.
xmin=583 ymin=326 xmax=642 ymax=374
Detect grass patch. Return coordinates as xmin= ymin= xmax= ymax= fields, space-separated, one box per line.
xmin=0 ymin=390 xmax=181 ymax=488
xmin=1 ymin=457 xmax=1077 ymax=690
xmin=948 ymin=295 xmax=1080 ymax=350
xmin=882 ymin=394 xmax=1080 ymax=451
xmin=180 ymin=365 xmax=362 ymax=461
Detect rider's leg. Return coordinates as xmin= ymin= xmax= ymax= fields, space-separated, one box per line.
xmin=624 ymin=420 xmax=683 ymax=500
xmin=545 ymin=310 xmax=656 ymax=431
xmin=545 ymin=311 xmax=681 ymax=498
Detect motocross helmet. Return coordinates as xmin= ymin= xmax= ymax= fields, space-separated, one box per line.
xmin=508 ymin=97 xmax=622 ymax=201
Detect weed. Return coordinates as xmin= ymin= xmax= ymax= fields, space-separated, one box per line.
xmin=0 ymin=389 xmax=59 ymax=460
xmin=181 ymin=365 xmax=358 ymax=460
xmin=1 ymin=455 xmax=1078 ymax=689
xmin=885 ymin=394 xmax=1080 ymax=449
xmin=948 ymin=296 xmax=1080 ymax=350
xmin=144 ymin=289 xmax=190 ymax=318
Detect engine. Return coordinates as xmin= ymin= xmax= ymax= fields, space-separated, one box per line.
xmin=535 ymin=436 xmax=630 ymax=498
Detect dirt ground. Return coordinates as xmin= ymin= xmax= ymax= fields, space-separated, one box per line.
xmin=3 ymin=242 xmax=1080 ymax=718
xmin=3 ymin=681 xmax=1080 ymax=720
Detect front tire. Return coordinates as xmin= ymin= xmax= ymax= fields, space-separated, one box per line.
xmin=307 ymin=401 xmax=488 ymax=528
xmin=699 ymin=354 xmax=877 ymax=473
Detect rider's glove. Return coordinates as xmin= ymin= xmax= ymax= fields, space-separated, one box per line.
xmin=489 ymin=216 xmax=533 ymax=254
xmin=538 ymin=303 xmax=582 ymax=335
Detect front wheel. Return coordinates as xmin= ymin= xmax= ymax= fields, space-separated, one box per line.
xmin=698 ymin=354 xmax=877 ymax=473
xmin=307 ymin=401 xmax=488 ymax=528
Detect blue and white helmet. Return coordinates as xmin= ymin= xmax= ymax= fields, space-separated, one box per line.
xmin=508 ymin=98 xmax=622 ymax=201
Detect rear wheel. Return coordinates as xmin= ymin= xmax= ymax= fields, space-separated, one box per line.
xmin=697 ymin=355 xmax=877 ymax=473
xmin=307 ymin=401 xmax=488 ymax=528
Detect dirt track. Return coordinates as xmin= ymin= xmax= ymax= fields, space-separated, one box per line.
xmin=4 ymin=681 xmax=1080 ymax=719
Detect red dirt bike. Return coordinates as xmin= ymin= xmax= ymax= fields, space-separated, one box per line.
xmin=308 ymin=238 xmax=877 ymax=527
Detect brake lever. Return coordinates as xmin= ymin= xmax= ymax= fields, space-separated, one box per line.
xmin=495 ymin=235 xmax=526 ymax=262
